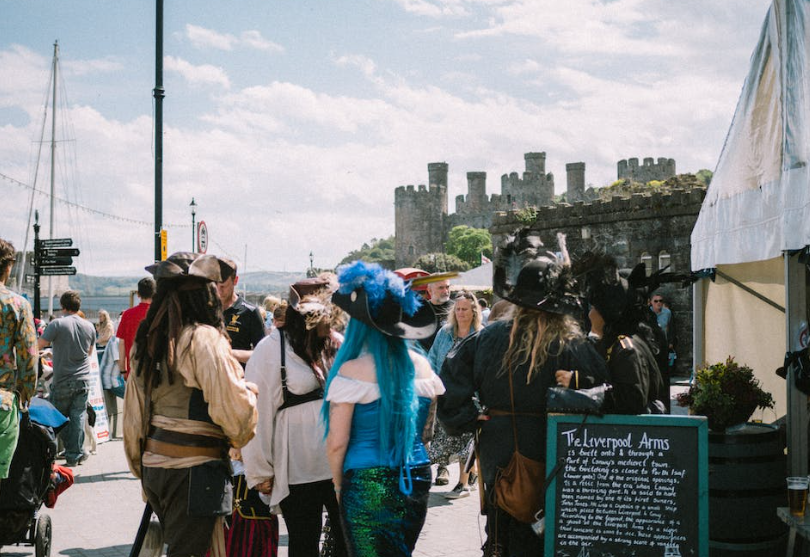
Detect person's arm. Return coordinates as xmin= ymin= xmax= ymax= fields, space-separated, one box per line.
xmin=326 ymin=402 xmax=354 ymax=502
xmin=191 ymin=328 xmax=258 ymax=449
xmin=240 ymin=334 xmax=281 ymax=490
xmin=122 ymin=370 xmax=145 ymax=478
xmin=427 ymin=328 xmax=450 ymax=373
xmin=37 ymin=337 xmax=50 ymax=350
xmin=15 ymin=301 xmax=38 ymax=404
xmin=437 ymin=333 xmax=481 ymax=435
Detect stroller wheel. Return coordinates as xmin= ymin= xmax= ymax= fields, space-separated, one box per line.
xmin=35 ymin=514 xmax=51 ymax=557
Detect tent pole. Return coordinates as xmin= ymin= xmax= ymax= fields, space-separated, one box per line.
xmin=692 ymin=278 xmax=705 ymax=380
xmin=785 ymin=252 xmax=808 ymax=476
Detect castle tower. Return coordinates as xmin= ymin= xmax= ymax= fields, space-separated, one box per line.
xmin=428 ymin=162 xmax=449 ymax=214
xmin=524 ymin=152 xmax=546 ymax=177
xmin=466 ymin=172 xmax=487 ymax=211
xmin=394 ymin=162 xmax=449 ymax=267
xmin=566 ymin=162 xmax=585 ymax=202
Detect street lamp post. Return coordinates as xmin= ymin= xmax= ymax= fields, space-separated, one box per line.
xmin=190 ymin=198 xmax=197 ymax=252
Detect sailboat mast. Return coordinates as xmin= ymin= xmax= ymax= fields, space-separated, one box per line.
xmin=47 ymin=40 xmax=58 ymax=318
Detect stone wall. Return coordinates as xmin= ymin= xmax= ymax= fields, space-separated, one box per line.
xmin=491 ymin=186 xmax=706 ymax=377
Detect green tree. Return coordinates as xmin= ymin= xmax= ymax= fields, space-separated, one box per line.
xmin=339 ymin=236 xmax=395 ymax=269
xmin=695 ymin=169 xmax=713 ymax=186
xmin=445 ymin=226 xmax=493 ymax=268
xmin=413 ymin=253 xmax=470 ymax=273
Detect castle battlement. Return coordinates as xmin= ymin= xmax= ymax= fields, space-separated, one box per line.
xmin=617 ymin=157 xmax=676 ymax=183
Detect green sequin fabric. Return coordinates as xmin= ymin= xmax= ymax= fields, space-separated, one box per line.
xmin=340 ymin=465 xmax=431 ymax=557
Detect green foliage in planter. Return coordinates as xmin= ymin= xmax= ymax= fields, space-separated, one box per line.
xmin=676 ymin=357 xmax=774 ymax=431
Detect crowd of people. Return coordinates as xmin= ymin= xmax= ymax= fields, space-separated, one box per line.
xmin=0 ymin=230 xmax=676 ymax=557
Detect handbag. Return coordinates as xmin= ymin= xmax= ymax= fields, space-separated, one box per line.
xmin=232 ymin=474 xmax=274 ymax=520
xmin=546 ymin=384 xmax=611 ymax=415
xmin=493 ymin=368 xmax=546 ymax=524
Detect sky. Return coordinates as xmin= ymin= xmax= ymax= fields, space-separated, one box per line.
xmin=0 ymin=0 xmax=773 ymax=278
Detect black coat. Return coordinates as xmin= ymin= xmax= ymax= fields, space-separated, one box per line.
xmin=600 ymin=334 xmax=666 ymax=415
xmin=437 ymin=320 xmax=609 ymax=487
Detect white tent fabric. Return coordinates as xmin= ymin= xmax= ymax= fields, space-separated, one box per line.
xmin=691 ymin=0 xmax=810 ymax=270
xmin=451 ymin=261 xmax=492 ymax=290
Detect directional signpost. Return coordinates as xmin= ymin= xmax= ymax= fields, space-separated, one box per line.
xmin=32 ymin=216 xmax=81 ymax=318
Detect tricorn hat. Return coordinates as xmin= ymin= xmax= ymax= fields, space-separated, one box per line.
xmin=289 ymin=277 xmax=332 ymax=310
xmin=492 ymin=228 xmax=580 ymax=315
xmin=145 ymin=252 xmax=223 ymax=283
xmin=333 ymin=261 xmax=437 ymax=340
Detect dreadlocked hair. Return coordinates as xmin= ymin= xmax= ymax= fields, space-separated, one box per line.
xmin=134 ymin=278 xmax=225 ymax=390
xmin=501 ymin=306 xmax=582 ymax=384
xmin=282 ymin=304 xmax=338 ymax=374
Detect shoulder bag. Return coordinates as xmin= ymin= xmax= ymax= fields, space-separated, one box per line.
xmin=493 ymin=368 xmax=546 ymax=523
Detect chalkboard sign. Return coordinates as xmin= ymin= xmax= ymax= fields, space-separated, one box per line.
xmin=545 ymin=414 xmax=708 ymax=557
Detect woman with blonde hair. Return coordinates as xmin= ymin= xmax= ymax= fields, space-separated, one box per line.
xmin=427 ymin=290 xmax=483 ymax=499
xmin=438 ymin=229 xmax=609 ymax=557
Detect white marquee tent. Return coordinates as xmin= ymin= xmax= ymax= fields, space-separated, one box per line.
xmin=691 ymin=0 xmax=810 ymax=473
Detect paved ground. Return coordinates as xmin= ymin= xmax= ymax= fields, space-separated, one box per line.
xmin=0 ymin=438 xmax=483 ymax=557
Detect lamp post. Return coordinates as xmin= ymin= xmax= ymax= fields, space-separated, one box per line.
xmin=190 ymin=198 xmax=197 ymax=252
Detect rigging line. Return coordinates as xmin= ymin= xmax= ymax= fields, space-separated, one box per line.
xmin=0 ymin=172 xmax=190 ymax=229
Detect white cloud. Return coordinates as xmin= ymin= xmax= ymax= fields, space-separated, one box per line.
xmin=164 ymin=56 xmax=231 ymax=89
xmin=240 ymin=30 xmax=284 ymax=53
xmin=185 ymin=24 xmax=237 ymax=51
xmin=332 ymin=53 xmax=377 ymax=80
xmin=184 ymin=24 xmax=285 ymax=53
xmin=391 ymin=0 xmax=470 ymax=18
xmin=507 ymin=58 xmax=540 ymax=75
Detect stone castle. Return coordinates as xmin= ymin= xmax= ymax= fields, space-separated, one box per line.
xmin=394 ymin=152 xmax=676 ymax=268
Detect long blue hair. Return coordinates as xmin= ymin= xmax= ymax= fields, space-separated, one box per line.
xmin=322 ymin=261 xmax=421 ymax=467
xmin=322 ymin=319 xmax=418 ymax=466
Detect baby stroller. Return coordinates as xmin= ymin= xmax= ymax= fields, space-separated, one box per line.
xmin=0 ymin=397 xmax=69 ymax=557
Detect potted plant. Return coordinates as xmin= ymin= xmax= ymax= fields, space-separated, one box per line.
xmin=676 ymin=356 xmax=775 ymax=432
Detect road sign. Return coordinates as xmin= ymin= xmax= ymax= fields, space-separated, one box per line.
xmin=39 ymin=266 xmax=77 ymax=276
xmin=39 ymin=238 xmax=73 ymax=248
xmin=38 ymin=256 xmax=73 ymax=266
xmin=160 ymin=230 xmax=167 ymax=261
xmin=198 ymin=221 xmax=208 ymax=254
xmin=40 ymin=248 xmax=79 ymax=257
xmin=24 ymin=274 xmax=35 ymax=284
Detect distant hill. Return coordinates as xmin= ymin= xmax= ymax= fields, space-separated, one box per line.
xmin=69 ymin=270 xmax=308 ymax=298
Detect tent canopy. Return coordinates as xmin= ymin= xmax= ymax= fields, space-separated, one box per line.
xmin=691 ymin=0 xmax=810 ymax=270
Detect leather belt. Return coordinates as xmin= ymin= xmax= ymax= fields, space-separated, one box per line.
xmin=149 ymin=427 xmax=225 ymax=448
xmin=144 ymin=438 xmax=224 ymax=459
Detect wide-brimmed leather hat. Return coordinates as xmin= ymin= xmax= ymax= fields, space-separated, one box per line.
xmin=493 ymin=228 xmax=581 ymax=315
xmin=333 ymin=261 xmax=437 ymax=340
xmin=145 ymin=252 xmax=224 ymax=282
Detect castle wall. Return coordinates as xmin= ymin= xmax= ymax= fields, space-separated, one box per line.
xmin=617 ymin=157 xmax=676 ymax=184
xmin=491 ymin=186 xmax=706 ymax=377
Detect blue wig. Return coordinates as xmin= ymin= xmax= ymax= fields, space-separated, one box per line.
xmin=322 ymin=262 xmax=421 ymax=468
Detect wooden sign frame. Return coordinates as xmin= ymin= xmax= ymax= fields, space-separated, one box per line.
xmin=544 ymin=414 xmax=709 ymax=557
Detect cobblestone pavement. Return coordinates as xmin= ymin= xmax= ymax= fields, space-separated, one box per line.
xmin=0 ymin=439 xmax=483 ymax=557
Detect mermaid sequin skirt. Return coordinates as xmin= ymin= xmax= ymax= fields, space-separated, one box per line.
xmin=340 ymin=464 xmax=431 ymax=557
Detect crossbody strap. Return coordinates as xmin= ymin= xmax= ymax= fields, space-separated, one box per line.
xmin=506 ymin=366 xmax=520 ymax=453
xmin=280 ymin=332 xmax=289 ymax=406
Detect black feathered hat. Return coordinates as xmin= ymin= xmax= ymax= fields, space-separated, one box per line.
xmin=492 ymin=228 xmax=581 ymax=315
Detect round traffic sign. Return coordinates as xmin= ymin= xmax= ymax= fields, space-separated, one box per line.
xmin=197 ymin=221 xmax=208 ymax=254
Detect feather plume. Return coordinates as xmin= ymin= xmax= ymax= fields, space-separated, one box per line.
xmin=337 ymin=260 xmax=422 ymax=317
